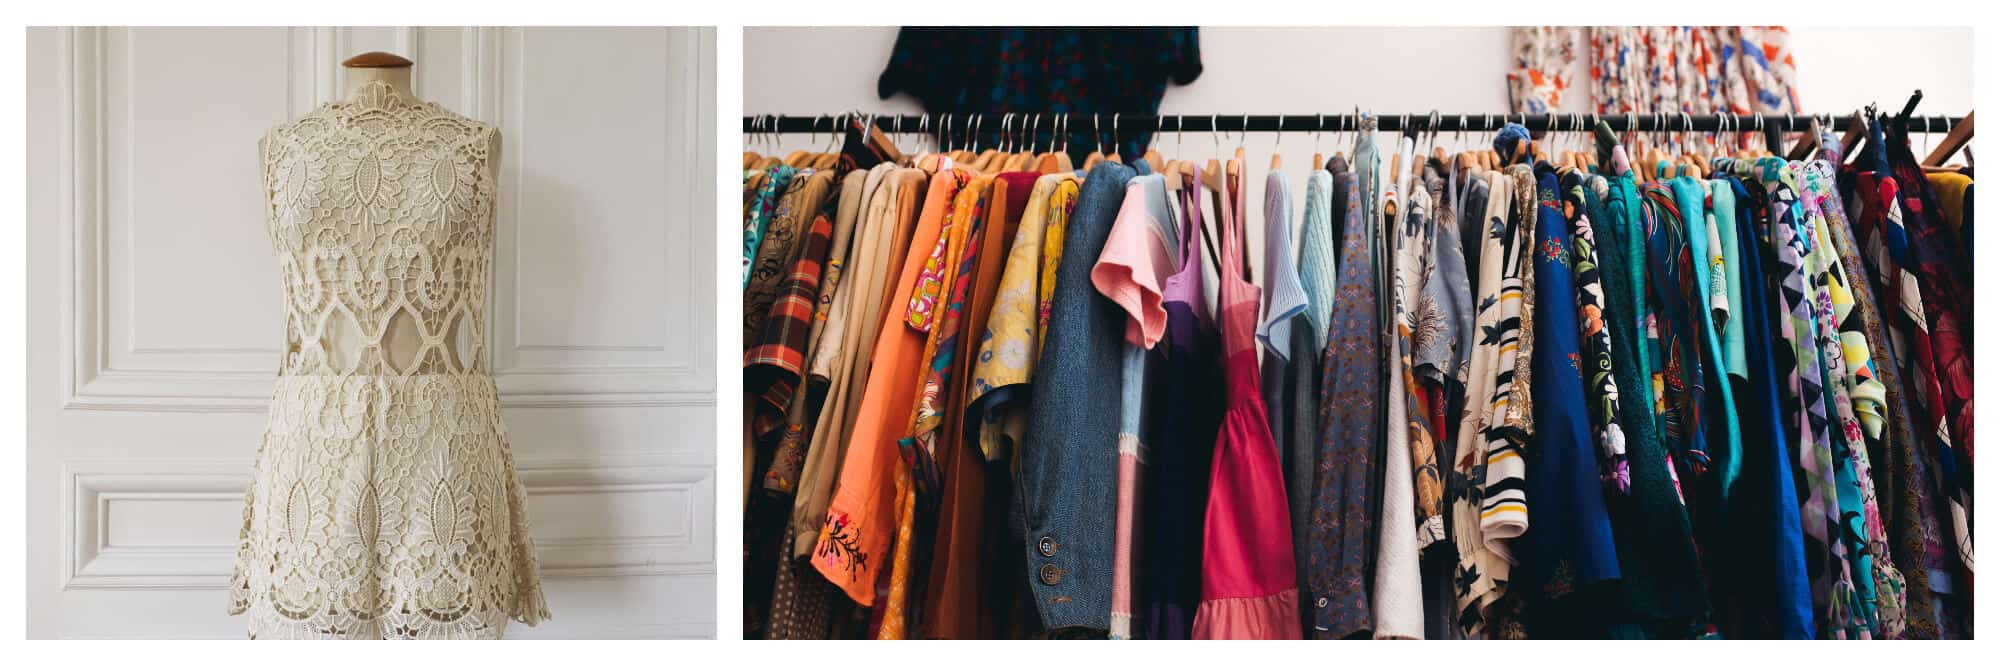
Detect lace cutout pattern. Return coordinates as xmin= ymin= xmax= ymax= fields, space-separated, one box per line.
xmin=230 ymin=81 xmax=550 ymax=639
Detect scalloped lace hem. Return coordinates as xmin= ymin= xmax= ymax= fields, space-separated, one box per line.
xmin=232 ymin=600 xmax=549 ymax=640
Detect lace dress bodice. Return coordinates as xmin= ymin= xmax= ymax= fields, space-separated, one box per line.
xmin=262 ymin=81 xmax=497 ymax=378
xmin=230 ymin=81 xmax=548 ymax=639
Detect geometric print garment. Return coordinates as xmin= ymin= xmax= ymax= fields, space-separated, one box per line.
xmin=1742 ymin=157 xmax=1857 ymax=637
xmin=231 ymin=81 xmax=549 ymax=639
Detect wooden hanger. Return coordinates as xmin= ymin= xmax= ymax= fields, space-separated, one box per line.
xmin=1104 ymin=113 xmax=1126 ymax=166
xmin=1202 ymin=153 xmax=1226 ymax=193
xmin=1268 ymin=117 xmax=1285 ymax=171
xmin=967 ymin=114 xmax=1000 ymax=172
xmin=784 ymin=115 xmax=823 ymax=167
xmin=810 ymin=126 xmax=841 ymax=168
xmin=1226 ymin=114 xmax=1244 ymax=179
xmin=1310 ymin=114 xmax=1327 ymax=169
xmin=1785 ymin=115 xmax=1822 ymax=161
xmin=1208 ymin=115 xmax=1240 ymax=184
xmin=1000 ymin=114 xmax=1029 ymax=172
xmin=1556 ymin=116 xmax=1573 ymax=170
xmin=1924 ymin=110 xmax=1974 ymax=167
xmin=1168 ymin=119 xmax=1197 ymax=186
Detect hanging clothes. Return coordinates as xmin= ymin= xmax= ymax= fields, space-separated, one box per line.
xmin=1091 ymin=172 xmax=1182 ymax=638
xmin=1141 ymin=169 xmax=1223 ymax=639
xmin=1309 ymin=159 xmax=1379 ymax=639
xmin=1191 ymin=159 xmax=1302 ymax=639
xmin=1017 ymin=162 xmax=1136 ymax=634
xmin=811 ymin=168 xmax=971 ymax=605
xmin=735 ymin=105 xmax=1971 ymax=642
xmin=1522 ymin=163 xmax=1622 ymax=636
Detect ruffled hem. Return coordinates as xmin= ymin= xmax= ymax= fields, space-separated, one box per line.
xmin=1190 ymin=588 xmax=1302 ymax=639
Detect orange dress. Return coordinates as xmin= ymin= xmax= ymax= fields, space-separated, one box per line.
xmin=812 ymin=168 xmax=972 ymax=604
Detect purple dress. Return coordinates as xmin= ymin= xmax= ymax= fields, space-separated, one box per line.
xmin=1139 ymin=172 xmax=1221 ymax=639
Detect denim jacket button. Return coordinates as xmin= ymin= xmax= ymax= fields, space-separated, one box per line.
xmin=1037 ymin=536 xmax=1058 ymax=557
xmin=1316 ymin=597 xmax=1329 ymax=608
xmin=1038 ymin=563 xmax=1065 ymax=586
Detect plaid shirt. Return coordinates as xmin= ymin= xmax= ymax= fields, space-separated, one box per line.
xmin=746 ymin=211 xmax=836 ymax=440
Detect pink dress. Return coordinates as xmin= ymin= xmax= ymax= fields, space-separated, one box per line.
xmin=1191 ymin=164 xmax=1303 ymax=639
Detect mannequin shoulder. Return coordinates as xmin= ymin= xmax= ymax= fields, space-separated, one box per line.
xmin=422 ymin=103 xmax=499 ymax=149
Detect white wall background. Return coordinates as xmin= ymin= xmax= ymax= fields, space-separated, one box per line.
xmin=743 ymin=26 xmax=1972 ymax=282
xmin=745 ymin=26 xmax=1973 ymax=116
xmin=26 ymin=26 xmax=716 ymax=639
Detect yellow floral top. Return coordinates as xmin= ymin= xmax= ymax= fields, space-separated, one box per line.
xmin=964 ymin=173 xmax=1077 ymax=463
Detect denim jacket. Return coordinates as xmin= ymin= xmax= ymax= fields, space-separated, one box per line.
xmin=1015 ymin=162 xmax=1136 ymax=632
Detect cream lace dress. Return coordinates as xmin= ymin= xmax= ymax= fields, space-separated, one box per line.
xmin=228 ymin=81 xmax=550 ymax=639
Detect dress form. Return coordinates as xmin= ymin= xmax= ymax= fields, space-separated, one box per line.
xmin=342 ymin=52 xmax=417 ymax=100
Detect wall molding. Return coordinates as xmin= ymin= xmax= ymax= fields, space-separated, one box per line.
xmin=56 ymin=26 xmax=713 ymax=412
xmin=59 ymin=456 xmax=716 ymax=591
xmin=484 ymin=27 xmax=711 ymax=405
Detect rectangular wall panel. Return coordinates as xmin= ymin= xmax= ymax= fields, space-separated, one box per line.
xmin=60 ymin=458 xmax=714 ymax=590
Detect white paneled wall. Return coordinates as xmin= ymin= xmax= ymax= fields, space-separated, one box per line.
xmin=25 ymin=26 xmax=716 ymax=639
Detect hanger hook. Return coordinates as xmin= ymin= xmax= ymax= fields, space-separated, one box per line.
xmin=1212 ymin=113 xmax=1221 ymax=154
xmin=1315 ymin=113 xmax=1325 ymax=155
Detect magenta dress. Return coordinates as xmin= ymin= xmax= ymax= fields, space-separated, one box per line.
xmin=1191 ymin=164 xmax=1303 ymax=639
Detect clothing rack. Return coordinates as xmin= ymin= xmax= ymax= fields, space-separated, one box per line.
xmin=744 ymin=112 xmax=1967 ymax=154
xmin=744 ymin=112 xmax=1966 ymax=134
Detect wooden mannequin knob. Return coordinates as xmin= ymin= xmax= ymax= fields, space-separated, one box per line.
xmin=342 ymin=52 xmax=413 ymax=68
